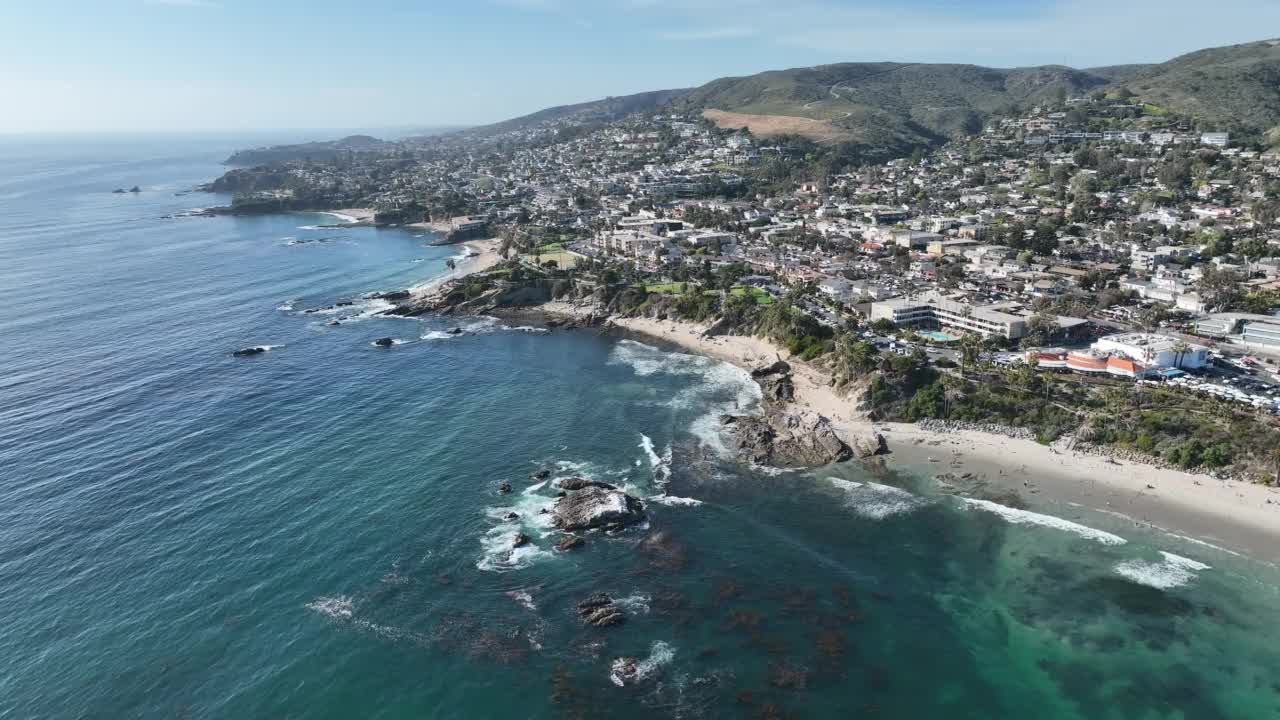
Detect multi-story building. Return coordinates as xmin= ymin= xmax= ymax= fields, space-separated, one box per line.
xmin=869 ymin=293 xmax=1028 ymax=339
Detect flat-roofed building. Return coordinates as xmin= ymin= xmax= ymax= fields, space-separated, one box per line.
xmin=1092 ymin=333 xmax=1209 ymax=370
xmin=1243 ymin=320 xmax=1280 ymax=347
xmin=869 ymin=293 xmax=1028 ymax=339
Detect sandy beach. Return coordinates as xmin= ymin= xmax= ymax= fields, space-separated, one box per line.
xmin=323 ymin=207 xmax=377 ymax=224
xmin=410 ymin=238 xmax=502 ymax=296
xmin=535 ymin=302 xmax=1280 ymax=560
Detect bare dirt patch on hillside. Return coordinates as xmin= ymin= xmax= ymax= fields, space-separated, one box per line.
xmin=703 ymin=109 xmax=852 ymax=144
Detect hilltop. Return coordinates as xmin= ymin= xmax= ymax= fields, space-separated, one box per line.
xmin=1119 ymin=38 xmax=1280 ymax=133
xmin=216 ymin=37 xmax=1280 ymax=167
xmin=674 ymin=63 xmax=1111 ymax=155
xmin=458 ymin=88 xmax=690 ymax=139
xmin=225 ymin=135 xmax=394 ymax=166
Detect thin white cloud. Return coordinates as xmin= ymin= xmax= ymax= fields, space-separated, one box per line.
xmin=623 ymin=0 xmax=1280 ymax=68
xmin=659 ymin=27 xmax=757 ymax=41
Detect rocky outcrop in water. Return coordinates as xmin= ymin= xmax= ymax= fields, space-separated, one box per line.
xmin=577 ymin=593 xmax=626 ymax=627
xmin=556 ymin=535 xmax=584 ymax=551
xmin=373 ymin=337 xmax=395 ymax=347
xmin=551 ymin=485 xmax=645 ymax=531
xmin=386 ymin=276 xmax=552 ymax=318
xmin=367 ymin=289 xmax=410 ymax=301
xmin=722 ymin=412 xmax=862 ymax=467
xmin=556 ymin=477 xmax=616 ymax=492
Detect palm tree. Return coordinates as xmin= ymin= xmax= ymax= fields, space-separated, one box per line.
xmin=958 ymin=333 xmax=982 ymax=379
xmin=1170 ymin=340 xmax=1191 ymax=370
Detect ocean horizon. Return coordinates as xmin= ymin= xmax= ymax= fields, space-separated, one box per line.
xmin=3 ymin=136 xmax=1280 ymax=718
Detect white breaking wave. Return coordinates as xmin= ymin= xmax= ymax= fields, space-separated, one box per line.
xmin=420 ymin=317 xmax=549 ymax=342
xmin=506 ymin=589 xmax=538 ymax=612
xmin=306 ymin=595 xmax=354 ymax=620
xmin=610 ymin=641 xmax=675 ymax=687
xmin=639 ymin=434 xmax=662 ymax=466
xmin=962 ymin=498 xmax=1127 ymax=546
xmin=614 ymin=592 xmax=651 ymax=614
xmin=303 ymin=298 xmax=395 ymax=324
xmin=477 ymin=487 xmax=559 ymax=572
xmin=305 ymin=595 xmax=432 ymax=645
xmin=648 ymin=494 xmax=704 ymax=507
xmin=1115 ymin=552 xmax=1211 ymax=590
xmin=829 ymin=478 xmax=928 ymax=519
xmin=638 ymin=433 xmax=673 ymax=487
xmin=477 ymin=525 xmax=554 ymax=572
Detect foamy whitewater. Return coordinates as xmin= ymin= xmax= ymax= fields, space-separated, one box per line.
xmin=1115 ymin=552 xmax=1212 ymax=589
xmin=962 ymin=498 xmax=1128 ymax=546
xmin=3 ymin=138 xmax=1280 ymax=718
xmin=829 ymin=478 xmax=929 ymax=519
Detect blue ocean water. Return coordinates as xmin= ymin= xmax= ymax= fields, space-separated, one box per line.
xmin=2 ymin=137 xmax=1280 ymax=719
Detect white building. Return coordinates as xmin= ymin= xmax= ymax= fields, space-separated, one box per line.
xmin=869 ymin=292 xmax=1027 ymax=339
xmin=1092 ymin=333 xmax=1210 ymax=370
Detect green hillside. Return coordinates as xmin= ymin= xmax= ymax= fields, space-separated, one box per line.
xmin=1117 ymin=39 xmax=1280 ymax=136
xmin=672 ymin=62 xmax=1110 ymax=153
xmin=460 ymin=88 xmax=690 ymax=138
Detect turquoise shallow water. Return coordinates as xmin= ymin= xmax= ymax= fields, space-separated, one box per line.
xmin=2 ymin=137 xmax=1280 ymax=719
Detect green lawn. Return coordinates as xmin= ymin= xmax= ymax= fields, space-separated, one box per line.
xmin=646 ymin=282 xmax=689 ymax=295
xmin=730 ymin=285 xmax=774 ymax=305
xmin=522 ymin=250 xmax=577 ymax=269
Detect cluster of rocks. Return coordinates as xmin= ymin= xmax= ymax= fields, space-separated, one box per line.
xmin=722 ymin=413 xmax=854 ymax=467
xmin=914 ymin=418 xmax=1038 ymax=441
xmin=576 ymin=593 xmax=626 ymax=627
xmin=386 ymin=277 xmax=554 ymax=318
xmin=716 ymin=361 xmax=887 ymax=468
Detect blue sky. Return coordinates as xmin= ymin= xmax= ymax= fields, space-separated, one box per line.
xmin=1 ymin=0 xmax=1277 ymax=133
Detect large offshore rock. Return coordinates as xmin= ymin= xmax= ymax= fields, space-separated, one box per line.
xmin=551 ymin=486 xmax=645 ymax=531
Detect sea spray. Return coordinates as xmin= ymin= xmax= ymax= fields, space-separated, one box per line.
xmin=610 ymin=641 xmax=676 ymax=687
